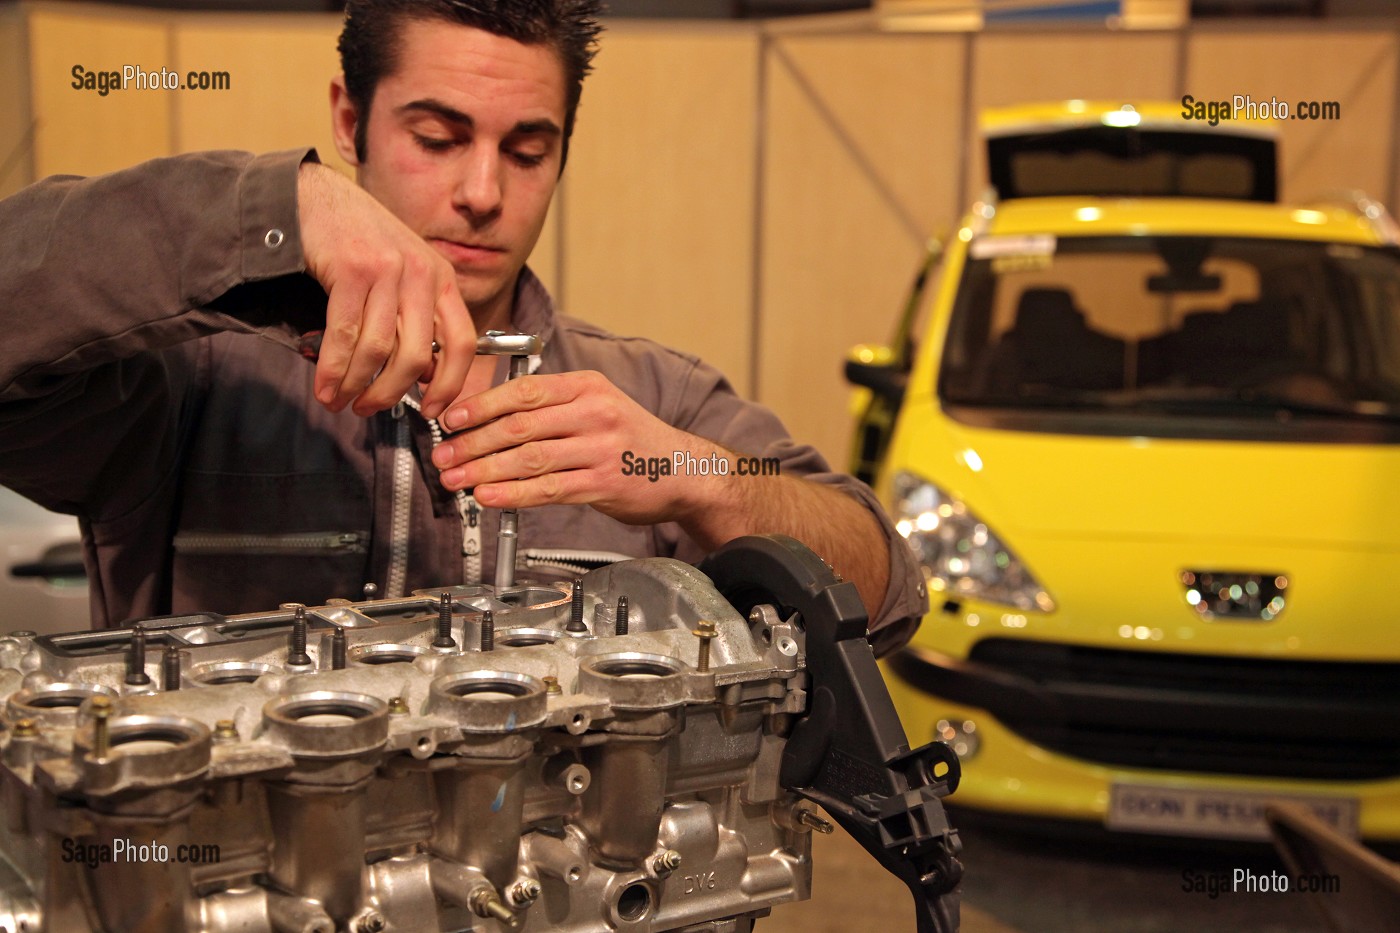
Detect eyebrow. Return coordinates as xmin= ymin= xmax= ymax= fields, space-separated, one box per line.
xmin=397 ymin=99 xmax=562 ymax=138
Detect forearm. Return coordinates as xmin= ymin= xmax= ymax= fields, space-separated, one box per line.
xmin=677 ymin=467 xmax=891 ymax=623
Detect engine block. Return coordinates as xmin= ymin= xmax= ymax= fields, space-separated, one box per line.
xmin=0 ymin=555 xmax=845 ymax=933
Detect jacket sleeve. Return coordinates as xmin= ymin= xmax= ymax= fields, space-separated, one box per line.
xmin=666 ymin=356 xmax=928 ymax=657
xmin=0 ymin=149 xmax=322 ymax=520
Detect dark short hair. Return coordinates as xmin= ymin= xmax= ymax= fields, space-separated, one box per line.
xmin=338 ymin=0 xmax=604 ymax=168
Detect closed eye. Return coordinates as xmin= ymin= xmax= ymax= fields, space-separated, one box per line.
xmin=414 ymin=133 xmax=456 ymax=153
xmin=510 ymin=150 xmax=547 ymax=167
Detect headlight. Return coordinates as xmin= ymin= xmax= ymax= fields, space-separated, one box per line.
xmin=892 ymin=471 xmax=1054 ymax=612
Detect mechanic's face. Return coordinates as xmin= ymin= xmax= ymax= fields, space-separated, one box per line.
xmin=331 ymin=19 xmax=566 ymax=330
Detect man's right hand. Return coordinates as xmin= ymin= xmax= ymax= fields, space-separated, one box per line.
xmin=296 ymin=162 xmax=473 ymax=421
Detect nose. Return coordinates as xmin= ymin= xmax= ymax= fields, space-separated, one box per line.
xmin=453 ymin=146 xmax=504 ymax=222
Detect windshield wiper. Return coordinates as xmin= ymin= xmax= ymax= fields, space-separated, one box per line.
xmin=946 ymin=392 xmax=1106 ymax=410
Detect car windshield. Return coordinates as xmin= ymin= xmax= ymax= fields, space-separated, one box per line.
xmin=940 ymin=235 xmax=1400 ymax=436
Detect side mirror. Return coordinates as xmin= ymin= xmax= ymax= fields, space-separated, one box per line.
xmin=845 ymin=344 xmax=908 ymax=406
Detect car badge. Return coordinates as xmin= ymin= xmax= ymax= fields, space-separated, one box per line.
xmin=1179 ymin=570 xmax=1288 ymax=621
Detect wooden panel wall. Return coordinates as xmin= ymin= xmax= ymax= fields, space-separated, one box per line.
xmin=0 ymin=3 xmax=33 ymax=198
xmin=760 ymin=31 xmax=966 ymax=463
xmin=172 ymin=16 xmax=347 ymax=172
xmin=1187 ymin=25 xmax=1399 ymax=204
xmin=28 ymin=4 xmax=170 ymax=177
xmin=560 ymin=23 xmax=759 ymax=394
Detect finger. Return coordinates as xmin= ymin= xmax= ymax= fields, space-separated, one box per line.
xmin=439 ymin=437 xmax=591 ymax=490
xmin=420 ymin=284 xmax=475 ymax=421
xmin=433 ymin=403 xmax=578 ymax=470
xmin=418 ymin=350 xmax=439 ymax=387
xmin=336 ymin=273 xmax=401 ymax=410
xmin=441 ymin=372 xmax=577 ymax=432
xmin=354 ymin=258 xmax=435 ymax=415
xmin=314 ymin=274 xmax=371 ymax=408
xmin=473 ymin=470 xmax=585 ymax=509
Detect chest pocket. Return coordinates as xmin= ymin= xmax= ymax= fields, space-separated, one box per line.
xmin=171 ymin=470 xmax=371 ymax=614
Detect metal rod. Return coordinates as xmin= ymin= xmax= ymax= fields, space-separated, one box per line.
xmin=162 ymin=646 xmax=180 ymax=691
xmin=566 ymin=579 xmax=587 ymax=633
xmin=480 ymin=610 xmax=495 ymax=652
xmin=125 ymin=623 xmax=151 ymax=686
xmin=434 ymin=592 xmax=456 ymax=649
xmin=493 ymin=352 xmax=533 ymax=593
xmin=285 ymin=604 xmax=311 ymax=666
xmin=331 ymin=626 xmax=347 ymax=670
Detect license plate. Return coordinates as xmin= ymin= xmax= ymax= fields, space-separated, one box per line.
xmin=1107 ymin=782 xmax=1359 ymax=841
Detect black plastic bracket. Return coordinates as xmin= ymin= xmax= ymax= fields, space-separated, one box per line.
xmin=701 ymin=534 xmax=963 ymax=933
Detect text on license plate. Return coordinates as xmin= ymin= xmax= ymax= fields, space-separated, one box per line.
xmin=1107 ymin=783 xmax=1359 ymax=841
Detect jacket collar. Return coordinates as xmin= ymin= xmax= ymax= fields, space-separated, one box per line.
xmin=510 ymin=266 xmax=558 ymax=348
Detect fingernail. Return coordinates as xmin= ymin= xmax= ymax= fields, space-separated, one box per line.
xmin=442 ymin=408 xmax=466 ymax=431
xmin=317 ymin=385 xmax=335 ymax=404
xmin=441 ymin=468 xmax=464 ymax=487
xmin=432 ymin=446 xmax=452 ymax=468
xmin=423 ymin=403 xmax=443 ymax=421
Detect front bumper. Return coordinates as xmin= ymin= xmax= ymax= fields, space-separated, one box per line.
xmin=883 ymin=638 xmax=1400 ymax=839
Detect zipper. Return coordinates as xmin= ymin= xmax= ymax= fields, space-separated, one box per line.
xmin=173 ymin=531 xmax=368 ymax=555
xmin=524 ymin=549 xmax=632 ymax=566
xmin=462 ymin=492 xmax=482 ymax=583
xmin=386 ymin=402 xmax=414 ymax=598
xmin=523 ymin=549 xmax=632 ymax=578
xmin=401 ymin=396 xmax=483 ymax=584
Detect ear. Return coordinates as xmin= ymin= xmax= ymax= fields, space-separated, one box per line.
xmin=329 ymin=74 xmax=362 ymax=167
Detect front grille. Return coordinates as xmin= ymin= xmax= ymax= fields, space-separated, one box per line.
xmin=899 ymin=638 xmax=1400 ymax=781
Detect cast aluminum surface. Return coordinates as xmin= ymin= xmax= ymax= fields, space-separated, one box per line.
xmin=0 ymin=558 xmax=820 ymax=933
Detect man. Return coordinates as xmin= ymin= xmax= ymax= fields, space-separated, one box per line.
xmin=0 ymin=0 xmax=924 ymax=652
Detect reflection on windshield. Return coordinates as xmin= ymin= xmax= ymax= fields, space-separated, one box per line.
xmin=941 ymin=236 xmax=1400 ymax=424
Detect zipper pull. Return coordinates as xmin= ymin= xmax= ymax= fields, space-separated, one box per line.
xmin=466 ymin=496 xmax=479 ymax=528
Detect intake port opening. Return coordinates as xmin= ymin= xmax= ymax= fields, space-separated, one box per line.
xmin=617 ymin=883 xmax=651 ymax=922
xmin=13 ymin=684 xmax=115 ymax=710
xmin=445 ymin=679 xmax=533 ymax=700
xmin=111 ymin=727 xmax=190 ymax=753
xmin=99 ymin=716 xmax=206 ymax=756
xmin=351 ymin=643 xmax=428 ymax=665
xmin=591 ymin=658 xmax=678 ymax=679
xmin=497 ymin=628 xmax=560 ymax=648
xmin=286 ymin=701 xmax=372 ymax=725
xmin=202 ymin=673 xmax=261 ymax=685
xmin=190 ymin=662 xmax=277 ymax=686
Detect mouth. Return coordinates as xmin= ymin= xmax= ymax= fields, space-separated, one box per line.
xmin=429 ymin=238 xmax=508 ymax=267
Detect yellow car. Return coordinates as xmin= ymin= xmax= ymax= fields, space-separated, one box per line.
xmin=851 ymin=102 xmax=1400 ymax=843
